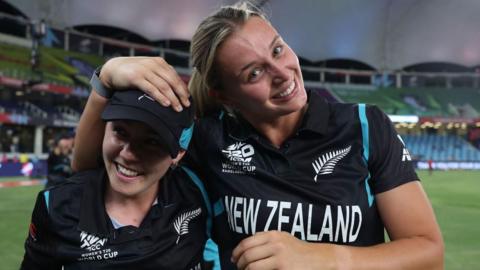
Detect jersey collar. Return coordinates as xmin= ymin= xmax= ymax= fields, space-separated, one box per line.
xmin=78 ymin=169 xmax=163 ymax=240
xmin=298 ymin=89 xmax=330 ymax=135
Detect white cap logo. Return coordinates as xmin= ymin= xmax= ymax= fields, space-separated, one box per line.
xmin=138 ymin=94 xmax=155 ymax=102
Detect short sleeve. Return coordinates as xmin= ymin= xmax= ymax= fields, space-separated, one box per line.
xmin=366 ymin=105 xmax=419 ymax=194
xmin=21 ymin=191 xmax=62 ymax=270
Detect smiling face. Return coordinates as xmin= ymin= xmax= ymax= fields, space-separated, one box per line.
xmin=214 ymin=16 xmax=307 ymax=124
xmin=102 ymin=120 xmax=176 ymax=199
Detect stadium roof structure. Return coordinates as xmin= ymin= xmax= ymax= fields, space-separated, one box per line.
xmin=5 ymin=0 xmax=480 ymax=71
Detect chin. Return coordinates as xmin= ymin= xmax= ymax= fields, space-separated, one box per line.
xmin=291 ymin=88 xmax=308 ymax=110
xmin=109 ymin=181 xmax=133 ymax=196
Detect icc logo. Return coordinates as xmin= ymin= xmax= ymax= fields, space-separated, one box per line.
xmin=222 ymin=142 xmax=255 ymax=163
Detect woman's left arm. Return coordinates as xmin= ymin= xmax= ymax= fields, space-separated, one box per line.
xmin=232 ymin=181 xmax=444 ymax=270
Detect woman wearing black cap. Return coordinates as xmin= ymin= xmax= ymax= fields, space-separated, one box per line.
xmin=73 ymin=2 xmax=443 ymax=270
xmin=21 ymin=90 xmax=217 ymax=269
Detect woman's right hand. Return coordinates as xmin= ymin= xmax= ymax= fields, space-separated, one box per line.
xmin=100 ymin=57 xmax=191 ymax=111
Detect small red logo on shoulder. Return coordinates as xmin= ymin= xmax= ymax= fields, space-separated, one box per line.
xmin=29 ymin=223 xmax=37 ymax=241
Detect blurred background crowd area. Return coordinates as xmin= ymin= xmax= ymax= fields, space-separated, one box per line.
xmin=1 ymin=0 xmax=480 ymax=178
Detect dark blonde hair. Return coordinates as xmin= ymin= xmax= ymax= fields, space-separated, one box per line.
xmin=189 ymin=1 xmax=267 ymax=117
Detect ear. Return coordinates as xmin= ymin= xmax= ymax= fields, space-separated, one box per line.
xmin=209 ymin=88 xmax=233 ymax=106
xmin=172 ymin=150 xmax=186 ymax=164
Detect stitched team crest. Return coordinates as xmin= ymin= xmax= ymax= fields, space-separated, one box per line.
xmin=173 ymin=208 xmax=202 ymax=244
xmin=312 ymin=145 xmax=351 ymax=181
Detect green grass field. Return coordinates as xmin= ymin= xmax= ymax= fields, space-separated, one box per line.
xmin=0 ymin=184 xmax=42 ymax=269
xmin=418 ymin=170 xmax=480 ymax=269
xmin=0 ymin=170 xmax=478 ymax=269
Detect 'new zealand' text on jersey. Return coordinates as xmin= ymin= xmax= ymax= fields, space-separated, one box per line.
xmin=21 ymin=168 xmax=209 ymax=270
xmin=186 ymin=90 xmax=418 ymax=268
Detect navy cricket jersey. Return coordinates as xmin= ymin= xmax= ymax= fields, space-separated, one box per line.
xmin=185 ymin=90 xmax=418 ymax=269
xmin=21 ymin=168 xmax=212 ymax=270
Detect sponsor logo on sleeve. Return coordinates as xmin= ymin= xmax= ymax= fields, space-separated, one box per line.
xmin=397 ymin=135 xmax=412 ymax=161
xmin=28 ymin=223 xmax=37 ymax=241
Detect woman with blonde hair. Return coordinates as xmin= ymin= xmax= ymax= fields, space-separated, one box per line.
xmin=74 ymin=2 xmax=444 ymax=269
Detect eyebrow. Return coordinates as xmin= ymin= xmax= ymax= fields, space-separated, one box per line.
xmin=237 ymin=35 xmax=281 ymax=77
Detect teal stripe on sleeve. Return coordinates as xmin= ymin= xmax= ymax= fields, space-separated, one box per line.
xmin=213 ymin=199 xmax=224 ymax=216
xmin=364 ymin=173 xmax=373 ymax=206
xmin=204 ymin=239 xmax=220 ymax=270
xmin=180 ymin=166 xmax=213 ymax=236
xmin=179 ymin=166 xmax=220 ymax=270
xmin=179 ymin=123 xmax=195 ymax=150
xmin=358 ymin=104 xmax=374 ymax=207
xmin=43 ymin=190 xmax=50 ymax=213
xmin=358 ymin=104 xmax=369 ymax=161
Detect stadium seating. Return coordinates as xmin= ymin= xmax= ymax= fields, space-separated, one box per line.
xmin=329 ymin=85 xmax=480 ymax=117
xmin=0 ymin=41 xmax=104 ymax=88
xmin=402 ymin=134 xmax=480 ymax=161
xmin=2 ymin=25 xmax=480 ymax=168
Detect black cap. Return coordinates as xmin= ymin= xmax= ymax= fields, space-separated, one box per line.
xmin=101 ymin=89 xmax=195 ymax=157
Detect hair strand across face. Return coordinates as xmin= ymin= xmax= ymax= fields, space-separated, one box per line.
xmin=189 ymin=1 xmax=268 ymax=117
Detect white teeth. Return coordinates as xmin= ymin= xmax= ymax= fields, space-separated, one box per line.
xmin=116 ymin=163 xmax=139 ymax=177
xmin=278 ymin=81 xmax=295 ymax=97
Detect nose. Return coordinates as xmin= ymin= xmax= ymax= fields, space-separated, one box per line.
xmin=119 ymin=142 xmax=139 ymax=161
xmin=268 ymin=61 xmax=290 ymax=85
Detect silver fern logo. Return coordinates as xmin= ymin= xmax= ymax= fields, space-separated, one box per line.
xmin=173 ymin=208 xmax=202 ymax=244
xmin=312 ymin=146 xmax=351 ymax=181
